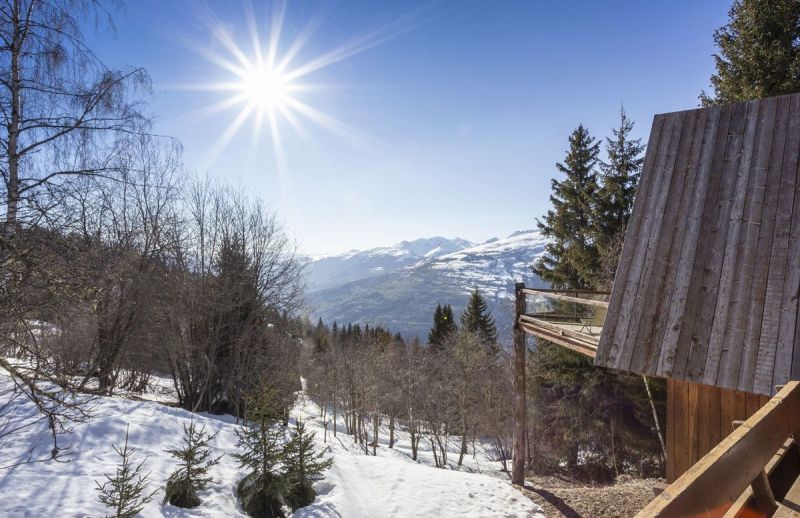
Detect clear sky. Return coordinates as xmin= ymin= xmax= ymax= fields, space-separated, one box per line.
xmin=85 ymin=0 xmax=730 ymax=254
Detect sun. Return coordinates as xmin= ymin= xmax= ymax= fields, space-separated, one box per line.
xmin=238 ymin=63 xmax=291 ymax=111
xmin=183 ymin=1 xmax=428 ymax=169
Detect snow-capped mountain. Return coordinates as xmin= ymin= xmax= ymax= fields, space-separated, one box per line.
xmin=303 ymin=236 xmax=474 ymax=291
xmin=305 ymin=230 xmax=547 ymax=341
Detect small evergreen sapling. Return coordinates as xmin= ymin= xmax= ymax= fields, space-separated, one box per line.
xmin=284 ymin=420 xmax=333 ymax=510
xmin=163 ymin=421 xmax=223 ymax=508
xmin=234 ymin=385 xmax=289 ymax=518
xmin=95 ymin=425 xmax=157 ymax=518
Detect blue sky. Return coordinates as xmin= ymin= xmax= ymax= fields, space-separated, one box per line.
xmin=87 ymin=0 xmax=730 ymax=254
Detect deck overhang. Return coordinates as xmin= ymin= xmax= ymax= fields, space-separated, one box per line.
xmin=516 ymin=288 xmax=610 ymax=358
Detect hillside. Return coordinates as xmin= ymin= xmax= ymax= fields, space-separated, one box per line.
xmin=0 ymin=369 xmax=544 ymax=517
xmin=305 ymin=230 xmax=547 ymax=340
xmin=303 ymin=236 xmax=474 ymax=291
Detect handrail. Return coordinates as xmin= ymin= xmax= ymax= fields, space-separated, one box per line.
xmin=522 ymin=288 xmax=610 ymax=308
xmin=518 ymin=314 xmax=600 ymax=345
xmin=522 ymin=287 xmax=612 ymax=295
xmin=638 ymin=381 xmax=800 ymax=517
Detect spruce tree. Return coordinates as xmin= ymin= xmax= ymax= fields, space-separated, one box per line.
xmin=428 ymin=303 xmax=457 ymax=349
xmin=234 ymin=385 xmax=289 ymax=518
xmin=163 ymin=422 xmax=223 ymax=508
xmin=702 ymin=0 xmax=800 ymax=105
xmin=283 ymin=420 xmax=333 ymax=510
xmin=460 ymin=290 xmax=498 ymax=346
xmin=95 ymin=426 xmax=157 ymax=518
xmin=593 ymin=108 xmax=645 ymax=273
xmin=534 ymin=124 xmax=600 ymax=289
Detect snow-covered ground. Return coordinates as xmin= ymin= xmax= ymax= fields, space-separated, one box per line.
xmin=0 ymin=371 xmax=543 ymax=517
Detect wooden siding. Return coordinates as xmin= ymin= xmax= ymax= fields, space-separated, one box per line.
xmin=595 ymin=93 xmax=800 ymax=395
xmin=666 ymin=379 xmax=770 ymax=482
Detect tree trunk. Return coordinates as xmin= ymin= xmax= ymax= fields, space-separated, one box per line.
xmin=333 ymin=368 xmax=337 ymax=437
xmin=512 ymin=283 xmax=527 ymax=486
xmin=372 ymin=414 xmax=379 ymax=456
xmin=458 ymin=430 xmax=468 ymax=466
xmin=4 ymin=0 xmax=21 ymax=241
xmin=388 ymin=415 xmax=395 ymax=448
xmin=642 ymin=375 xmax=667 ymax=462
xmin=430 ymin=437 xmax=439 ymax=467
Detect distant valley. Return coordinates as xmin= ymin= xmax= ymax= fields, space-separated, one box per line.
xmin=302 ymin=231 xmax=547 ymax=341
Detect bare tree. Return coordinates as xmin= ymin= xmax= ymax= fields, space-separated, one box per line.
xmin=165 ymin=180 xmax=304 ymax=416
xmin=1 ymin=0 xmax=151 ymax=241
xmin=0 ymin=0 xmax=155 ymax=465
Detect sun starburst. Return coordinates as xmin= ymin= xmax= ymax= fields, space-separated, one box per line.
xmin=181 ymin=1 xmax=430 ymax=170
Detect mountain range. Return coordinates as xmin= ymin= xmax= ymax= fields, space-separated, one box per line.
xmin=303 ymin=230 xmax=547 ymax=342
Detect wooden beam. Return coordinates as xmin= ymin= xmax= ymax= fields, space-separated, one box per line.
xmin=730 ymin=420 xmax=778 ymax=516
xmin=518 ymin=314 xmax=601 ymax=345
xmin=638 ymin=381 xmax=800 ymax=517
xmin=521 ymin=288 xmax=612 ymax=296
xmin=512 ymin=282 xmax=527 ymax=486
xmin=724 ymin=438 xmax=798 ymax=517
xmin=518 ymin=322 xmax=598 ymax=358
xmin=521 ymin=289 xmax=610 ymax=308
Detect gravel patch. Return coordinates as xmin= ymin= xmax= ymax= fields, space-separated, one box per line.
xmin=519 ymin=475 xmax=665 ymax=517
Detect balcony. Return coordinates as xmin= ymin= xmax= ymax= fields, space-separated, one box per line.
xmin=516 ymin=287 xmax=610 ymax=358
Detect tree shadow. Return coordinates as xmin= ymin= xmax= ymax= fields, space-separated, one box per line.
xmin=525 ymin=484 xmax=582 ymax=518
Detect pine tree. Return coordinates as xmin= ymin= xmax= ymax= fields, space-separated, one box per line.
xmin=534 ymin=124 xmax=600 ymax=289
xmin=163 ymin=421 xmax=223 ymax=508
xmin=283 ymin=420 xmax=333 ymax=510
xmin=593 ymin=108 xmax=645 ymax=277
xmin=234 ymin=385 xmax=289 ymax=518
xmin=428 ymin=303 xmax=457 ymax=349
xmin=460 ymin=290 xmax=498 ymax=346
xmin=702 ymin=0 xmax=800 ymax=105
xmin=95 ymin=426 xmax=157 ymax=518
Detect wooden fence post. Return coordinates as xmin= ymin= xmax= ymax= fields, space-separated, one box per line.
xmin=512 ymin=282 xmax=527 ymax=486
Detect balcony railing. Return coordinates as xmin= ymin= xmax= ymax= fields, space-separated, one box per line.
xmin=515 ymin=287 xmax=610 ymax=358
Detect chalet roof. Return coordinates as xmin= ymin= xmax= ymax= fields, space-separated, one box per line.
xmin=595 ymin=93 xmax=800 ymax=396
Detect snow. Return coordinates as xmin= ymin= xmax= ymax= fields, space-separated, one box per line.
xmin=292 ymin=397 xmax=544 ymax=518
xmin=0 ymin=370 xmax=543 ymax=518
xmin=423 ymin=230 xmax=549 ymax=299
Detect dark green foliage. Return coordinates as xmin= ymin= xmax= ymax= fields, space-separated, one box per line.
xmin=284 ymin=420 xmax=333 ymax=510
xmin=594 ymin=109 xmax=645 ymax=261
xmin=702 ymin=0 xmax=800 ymax=105
xmin=535 ymin=125 xmax=601 ymax=289
xmin=95 ymin=426 xmax=157 ymax=518
xmin=234 ymin=385 xmax=289 ymax=518
xmin=233 ymin=383 xmax=331 ymax=516
xmin=237 ymin=472 xmax=287 ymax=518
xmin=528 ymin=342 xmax=666 ymax=481
xmin=163 ymin=421 xmax=223 ymax=508
xmin=428 ymin=303 xmax=457 ymax=349
xmin=459 ymin=290 xmax=498 ymax=346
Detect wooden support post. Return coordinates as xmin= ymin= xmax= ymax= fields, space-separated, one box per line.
xmin=512 ymin=282 xmax=527 ymax=486
xmin=732 ymin=420 xmax=778 ymax=515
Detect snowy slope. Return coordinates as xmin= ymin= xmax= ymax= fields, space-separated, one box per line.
xmin=293 ymin=397 xmax=543 ymax=518
xmin=303 ymin=237 xmax=474 ymax=292
xmin=0 ymin=371 xmax=543 ymax=518
xmin=307 ymin=230 xmax=548 ymax=340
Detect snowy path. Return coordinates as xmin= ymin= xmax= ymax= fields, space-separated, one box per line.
xmin=0 ymin=371 xmax=543 ymax=517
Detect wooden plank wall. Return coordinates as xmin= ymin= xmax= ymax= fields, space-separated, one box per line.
xmin=596 ymin=93 xmax=800 ymax=396
xmin=666 ymin=378 xmax=770 ymax=482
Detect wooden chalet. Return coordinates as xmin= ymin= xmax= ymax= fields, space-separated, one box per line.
xmin=512 ymin=92 xmax=800 ymax=517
